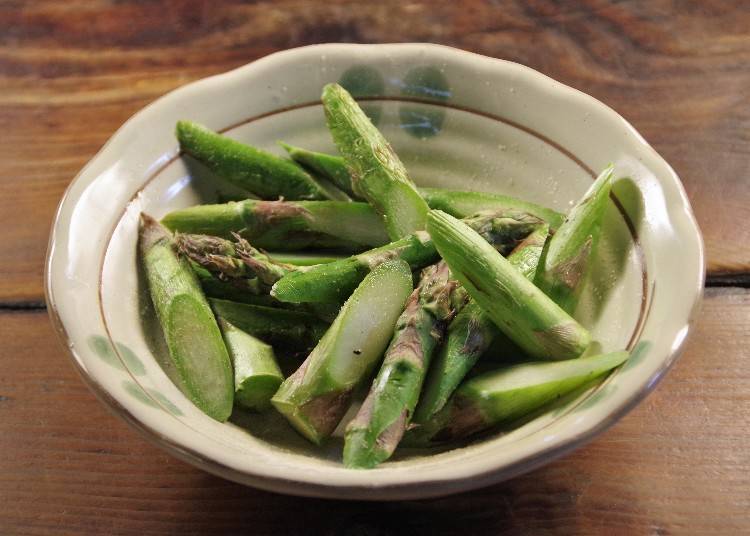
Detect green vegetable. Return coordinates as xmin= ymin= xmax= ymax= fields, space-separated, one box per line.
xmin=217 ymin=318 xmax=283 ymax=411
xmin=271 ymin=232 xmax=436 ymax=304
xmin=322 ymin=83 xmax=430 ymax=240
xmin=271 ymin=260 xmax=413 ymax=445
xmin=420 ymin=188 xmax=565 ymax=229
xmin=426 ymin=210 xmax=591 ymax=360
xmin=162 ymin=199 xmax=389 ymax=252
xmin=279 ymin=142 xmax=360 ymax=199
xmin=267 ymin=252 xmax=346 ymax=266
xmin=344 ymin=262 xmax=463 ymax=468
xmin=209 ymin=298 xmax=328 ymax=350
xmin=271 ymin=144 xmax=564 ymax=228
xmin=271 ymin=210 xmax=542 ymax=304
xmin=414 ymin=351 xmax=629 ymax=443
xmin=414 ymin=223 xmax=549 ymax=424
xmin=176 ymin=120 xmax=331 ymax=201
xmin=175 ymin=233 xmax=293 ymax=294
xmin=139 ymin=214 xmax=233 ymax=421
xmin=536 ymin=166 xmax=614 ymax=313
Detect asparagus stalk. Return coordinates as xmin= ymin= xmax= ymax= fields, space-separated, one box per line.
xmin=162 ymin=199 xmax=389 ymax=251
xmin=139 ymin=214 xmax=233 ymax=421
xmin=176 ymin=120 xmax=332 ymax=201
xmin=176 ymin=233 xmax=293 ymax=293
xmin=420 ymin=188 xmax=565 ymax=229
xmin=217 ymin=318 xmax=283 ymax=411
xmin=426 ymin=210 xmax=591 ymax=360
xmin=322 ymin=83 xmax=430 ymax=240
xmin=343 ymin=262 xmax=463 ymax=468
xmin=272 ymin=144 xmax=565 ymax=229
xmin=535 ymin=166 xmax=614 ymax=313
xmin=271 ymin=232 xmax=436 ymax=304
xmin=279 ymin=142 xmax=360 ymax=199
xmin=271 ymin=210 xmax=543 ymax=304
xmin=267 ymin=252 xmax=346 ymax=266
xmin=271 ymin=260 xmax=414 ymax=445
xmin=414 ymin=351 xmax=629 ymax=443
xmin=209 ymin=298 xmax=328 ymax=351
xmin=414 ymin=223 xmax=549 ymax=424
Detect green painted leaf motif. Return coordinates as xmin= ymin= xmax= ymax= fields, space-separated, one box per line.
xmin=399 ymin=66 xmax=450 ymax=138
xmin=147 ymin=389 xmax=183 ymax=415
xmin=122 ymin=381 xmax=183 ymax=416
xmin=123 ymin=381 xmax=159 ymax=408
xmin=620 ymin=340 xmax=652 ymax=372
xmin=87 ymin=334 xmax=146 ymax=375
xmin=338 ymin=65 xmax=385 ymax=125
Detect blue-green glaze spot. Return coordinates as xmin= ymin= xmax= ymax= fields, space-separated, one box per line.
xmin=86 ymin=334 xmax=146 ymax=376
xmin=148 ymin=389 xmax=183 ymax=415
xmin=115 ymin=342 xmax=146 ymax=376
xmin=338 ymin=65 xmax=385 ymax=125
xmin=398 ymin=66 xmax=450 ymax=138
xmin=123 ymin=381 xmax=159 ymax=409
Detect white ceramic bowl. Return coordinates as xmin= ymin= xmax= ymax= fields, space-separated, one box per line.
xmin=45 ymin=43 xmax=704 ymax=500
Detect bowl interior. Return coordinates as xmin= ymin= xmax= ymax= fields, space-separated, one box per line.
xmin=47 ymin=44 xmax=702 ymax=498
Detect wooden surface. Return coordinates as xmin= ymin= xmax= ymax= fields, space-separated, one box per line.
xmin=1 ymin=1 xmax=748 ymax=534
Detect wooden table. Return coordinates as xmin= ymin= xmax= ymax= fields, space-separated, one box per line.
xmin=2 ymin=1 xmax=748 ymax=534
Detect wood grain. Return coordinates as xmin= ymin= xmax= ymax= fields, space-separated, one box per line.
xmin=1 ymin=287 xmax=747 ymax=535
xmin=1 ymin=0 xmax=749 ymax=303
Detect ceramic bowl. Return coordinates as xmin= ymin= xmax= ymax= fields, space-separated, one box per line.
xmin=45 ymin=43 xmax=704 ymax=500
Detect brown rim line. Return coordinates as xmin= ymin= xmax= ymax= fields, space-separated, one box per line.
xmin=94 ymin=96 xmax=651 ymax=475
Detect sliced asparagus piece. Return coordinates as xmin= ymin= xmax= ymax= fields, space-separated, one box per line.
xmin=176 ymin=120 xmax=331 ymax=201
xmin=415 ymin=351 xmax=629 ymax=443
xmin=414 ymin=223 xmax=549 ymax=424
xmin=271 ymin=260 xmax=414 ymax=445
xmin=420 ymin=188 xmax=565 ymax=229
xmin=162 ymin=199 xmax=389 ymax=251
xmin=322 ymin=83 xmax=430 ymax=240
xmin=217 ymin=318 xmax=283 ymax=411
xmin=279 ymin=142 xmax=360 ymax=199
xmin=536 ymin=166 xmax=614 ymax=313
xmin=272 ymin=144 xmax=565 ymax=228
xmin=271 ymin=210 xmax=541 ymax=304
xmin=344 ymin=262 xmax=462 ymax=468
xmin=209 ymin=298 xmax=328 ymax=350
xmin=139 ymin=214 xmax=233 ymax=421
xmin=271 ymin=232 xmax=436 ymax=304
xmin=267 ymin=252 xmax=346 ymax=266
xmin=176 ymin=233 xmax=293 ymax=293
xmin=426 ymin=210 xmax=591 ymax=360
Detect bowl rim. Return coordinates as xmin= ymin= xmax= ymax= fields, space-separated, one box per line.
xmin=45 ymin=42 xmax=705 ymax=500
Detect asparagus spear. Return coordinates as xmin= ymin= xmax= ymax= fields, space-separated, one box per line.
xmin=413 ymin=351 xmax=629 ymax=443
xmin=176 ymin=233 xmax=293 ymax=293
xmin=267 ymin=252 xmax=346 ymax=266
xmin=343 ymin=262 xmax=463 ymax=468
xmin=322 ymin=83 xmax=430 ymax=240
xmin=176 ymin=120 xmax=332 ymax=201
xmin=273 ymin=144 xmax=565 ymax=228
xmin=271 ymin=210 xmax=542 ymax=304
xmin=420 ymin=188 xmax=565 ymax=229
xmin=271 ymin=260 xmax=414 ymax=445
xmin=209 ymin=298 xmax=328 ymax=350
xmin=536 ymin=166 xmax=614 ymax=313
xmin=279 ymin=142 xmax=360 ymax=199
xmin=139 ymin=214 xmax=233 ymax=421
xmin=162 ymin=199 xmax=389 ymax=251
xmin=426 ymin=210 xmax=591 ymax=360
xmin=414 ymin=223 xmax=549 ymax=424
xmin=217 ymin=318 xmax=283 ymax=411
